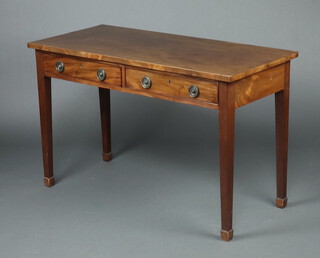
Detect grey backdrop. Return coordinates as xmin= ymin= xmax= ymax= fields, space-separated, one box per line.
xmin=1 ymin=0 xmax=319 ymax=257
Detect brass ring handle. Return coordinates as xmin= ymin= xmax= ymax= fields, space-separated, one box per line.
xmin=97 ymin=69 xmax=106 ymax=81
xmin=189 ymin=85 xmax=199 ymax=98
xmin=141 ymin=76 xmax=152 ymax=89
xmin=55 ymin=61 xmax=64 ymax=73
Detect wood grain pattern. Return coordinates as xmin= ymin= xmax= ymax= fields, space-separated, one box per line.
xmin=28 ymin=25 xmax=298 ymax=82
xmin=126 ymin=68 xmax=218 ymax=104
xmin=42 ymin=53 xmax=121 ymax=86
xmin=234 ymin=63 xmax=285 ymax=108
xmin=42 ymin=71 xmax=219 ymax=109
xmin=29 ymin=26 xmax=299 ymax=241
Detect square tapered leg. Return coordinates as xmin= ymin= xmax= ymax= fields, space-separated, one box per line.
xmin=219 ymin=83 xmax=235 ymax=241
xmin=275 ymin=62 xmax=290 ymax=208
xmin=36 ymin=51 xmax=54 ymax=187
xmin=99 ymin=87 xmax=112 ymax=162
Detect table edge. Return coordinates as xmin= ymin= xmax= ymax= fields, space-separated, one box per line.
xmin=27 ymin=42 xmax=298 ymax=83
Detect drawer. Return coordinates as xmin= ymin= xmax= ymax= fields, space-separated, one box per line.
xmin=125 ymin=68 xmax=218 ymax=104
xmin=42 ymin=53 xmax=121 ymax=86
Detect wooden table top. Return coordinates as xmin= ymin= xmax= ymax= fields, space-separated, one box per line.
xmin=28 ymin=25 xmax=298 ymax=82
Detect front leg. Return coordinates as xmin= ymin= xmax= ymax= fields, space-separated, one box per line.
xmin=36 ymin=51 xmax=54 ymax=187
xmin=275 ymin=62 xmax=290 ymax=208
xmin=219 ymin=83 xmax=235 ymax=241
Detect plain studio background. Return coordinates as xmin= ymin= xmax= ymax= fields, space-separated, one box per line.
xmin=0 ymin=0 xmax=319 ymax=257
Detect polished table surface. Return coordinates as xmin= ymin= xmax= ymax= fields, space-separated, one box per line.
xmin=28 ymin=25 xmax=298 ymax=241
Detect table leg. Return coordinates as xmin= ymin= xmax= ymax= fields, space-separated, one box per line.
xmin=36 ymin=51 xmax=54 ymax=187
xmin=219 ymin=83 xmax=235 ymax=241
xmin=99 ymin=87 xmax=112 ymax=161
xmin=275 ymin=62 xmax=290 ymax=208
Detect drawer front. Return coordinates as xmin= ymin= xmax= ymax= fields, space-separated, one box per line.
xmin=42 ymin=53 xmax=121 ymax=86
xmin=125 ymin=68 xmax=218 ymax=104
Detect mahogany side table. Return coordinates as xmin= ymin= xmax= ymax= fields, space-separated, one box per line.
xmin=28 ymin=25 xmax=298 ymax=241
